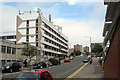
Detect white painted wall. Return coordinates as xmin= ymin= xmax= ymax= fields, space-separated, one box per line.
xmin=29 ymin=28 xmax=35 ymax=34
xmin=29 ymin=36 xmax=35 ymax=42
xmin=18 ymin=22 xmax=26 ymax=28
xmin=19 ymin=29 xmax=26 ymax=35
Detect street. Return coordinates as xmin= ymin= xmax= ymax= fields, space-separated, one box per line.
xmin=1 ymin=56 xmax=86 ymax=79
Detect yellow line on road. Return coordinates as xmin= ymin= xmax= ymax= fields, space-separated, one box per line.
xmin=64 ymin=63 xmax=88 ymax=80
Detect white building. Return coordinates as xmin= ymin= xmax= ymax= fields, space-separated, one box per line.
xmin=16 ymin=9 xmax=69 ymax=60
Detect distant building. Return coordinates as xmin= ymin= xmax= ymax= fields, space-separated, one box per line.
xmin=83 ymin=46 xmax=89 ymax=52
xmin=74 ymin=44 xmax=82 ymax=52
xmin=69 ymin=48 xmax=74 ymax=55
xmin=103 ymin=1 xmax=120 ymax=78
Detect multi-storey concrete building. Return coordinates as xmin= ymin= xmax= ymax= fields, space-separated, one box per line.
xmin=0 ymin=39 xmax=25 ymax=65
xmin=74 ymin=44 xmax=82 ymax=52
xmin=103 ymin=1 xmax=120 ymax=78
xmin=16 ymin=9 xmax=69 ymax=59
xmin=0 ymin=32 xmax=16 ymax=41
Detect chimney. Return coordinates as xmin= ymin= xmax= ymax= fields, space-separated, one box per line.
xmin=19 ymin=10 xmax=21 ymax=15
xmin=49 ymin=14 xmax=51 ymax=22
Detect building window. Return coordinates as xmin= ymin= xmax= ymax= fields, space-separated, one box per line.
xmin=27 ymin=28 xmax=29 ymax=32
xmin=7 ymin=36 xmax=14 ymax=39
xmin=27 ymin=20 xmax=29 ymax=24
xmin=36 ymin=24 xmax=38 ymax=26
xmin=36 ymin=19 xmax=38 ymax=23
xmin=36 ymin=42 xmax=38 ymax=47
xmin=27 ymin=35 xmax=29 ymax=39
xmin=36 ymin=27 xmax=38 ymax=31
xmin=1 ymin=46 xmax=6 ymax=53
xmin=36 ymin=35 xmax=38 ymax=39
xmin=1 ymin=36 xmax=6 ymax=39
xmin=7 ymin=47 xmax=11 ymax=54
xmin=12 ymin=48 xmax=16 ymax=54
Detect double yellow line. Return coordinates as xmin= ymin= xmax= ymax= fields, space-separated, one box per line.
xmin=64 ymin=63 xmax=88 ymax=80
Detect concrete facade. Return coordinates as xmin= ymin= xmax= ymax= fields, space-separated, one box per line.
xmin=16 ymin=9 xmax=69 ymax=60
xmin=0 ymin=39 xmax=25 ymax=65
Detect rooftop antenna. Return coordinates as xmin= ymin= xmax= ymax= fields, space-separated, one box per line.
xmin=37 ymin=8 xmax=41 ymax=13
xmin=19 ymin=10 xmax=21 ymax=15
xmin=30 ymin=10 xmax=31 ymax=14
xmin=49 ymin=14 xmax=51 ymax=22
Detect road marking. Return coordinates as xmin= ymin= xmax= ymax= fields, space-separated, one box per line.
xmin=64 ymin=63 xmax=88 ymax=80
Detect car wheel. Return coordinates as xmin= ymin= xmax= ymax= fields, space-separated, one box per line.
xmin=10 ymin=69 xmax=13 ymax=73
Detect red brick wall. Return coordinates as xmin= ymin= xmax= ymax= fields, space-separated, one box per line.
xmin=104 ymin=19 xmax=120 ymax=78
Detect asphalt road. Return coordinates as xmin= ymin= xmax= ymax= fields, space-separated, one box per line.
xmin=1 ymin=56 xmax=87 ymax=80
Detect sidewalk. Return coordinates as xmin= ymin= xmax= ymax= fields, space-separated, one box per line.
xmin=73 ymin=57 xmax=104 ymax=78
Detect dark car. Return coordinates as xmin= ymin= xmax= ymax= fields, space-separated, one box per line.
xmin=83 ymin=58 xmax=88 ymax=63
xmin=2 ymin=61 xmax=21 ymax=73
xmin=33 ymin=62 xmax=47 ymax=69
xmin=15 ymin=69 xmax=53 ymax=80
xmin=48 ymin=58 xmax=61 ymax=65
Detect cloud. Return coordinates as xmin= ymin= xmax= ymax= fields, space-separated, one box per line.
xmin=53 ymin=17 xmax=104 ymax=47
xmin=2 ymin=0 xmax=104 ymax=3
xmin=1 ymin=4 xmax=17 ymax=34
xmin=52 ymin=3 xmax=106 ymax=47
xmin=1 ymin=2 xmax=106 ymax=47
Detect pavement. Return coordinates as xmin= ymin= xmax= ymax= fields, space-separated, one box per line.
xmin=72 ymin=57 xmax=104 ymax=78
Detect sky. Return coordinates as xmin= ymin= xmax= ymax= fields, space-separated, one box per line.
xmin=0 ymin=0 xmax=107 ymax=48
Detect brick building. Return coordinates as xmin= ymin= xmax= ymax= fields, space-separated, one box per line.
xmin=74 ymin=44 xmax=82 ymax=52
xmin=69 ymin=48 xmax=74 ymax=56
xmin=83 ymin=46 xmax=89 ymax=52
xmin=103 ymin=1 xmax=120 ymax=78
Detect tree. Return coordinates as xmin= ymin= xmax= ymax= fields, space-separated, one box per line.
xmin=22 ymin=44 xmax=38 ymax=66
xmin=86 ymin=52 xmax=90 ymax=56
xmin=70 ymin=50 xmax=81 ymax=56
xmin=92 ymin=44 xmax=103 ymax=57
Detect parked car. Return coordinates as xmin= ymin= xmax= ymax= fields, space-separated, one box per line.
xmin=33 ymin=62 xmax=47 ymax=69
xmin=64 ymin=57 xmax=70 ymax=62
xmin=48 ymin=58 xmax=61 ymax=65
xmin=70 ymin=56 xmax=73 ymax=60
xmin=46 ymin=61 xmax=52 ymax=67
xmin=15 ymin=69 xmax=53 ymax=80
xmin=83 ymin=58 xmax=88 ymax=63
xmin=2 ymin=61 xmax=21 ymax=73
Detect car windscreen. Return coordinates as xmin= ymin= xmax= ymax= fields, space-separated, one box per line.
xmin=65 ymin=58 xmax=69 ymax=60
xmin=16 ymin=72 xmax=39 ymax=79
xmin=83 ymin=59 xmax=88 ymax=60
xmin=3 ymin=62 xmax=13 ymax=67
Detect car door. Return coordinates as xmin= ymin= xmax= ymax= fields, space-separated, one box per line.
xmin=12 ymin=63 xmax=16 ymax=71
xmin=44 ymin=71 xmax=53 ymax=80
xmin=40 ymin=72 xmax=46 ymax=80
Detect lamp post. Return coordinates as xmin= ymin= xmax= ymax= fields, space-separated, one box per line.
xmin=68 ymin=42 xmax=76 ymax=56
xmin=85 ymin=36 xmax=92 ymax=56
